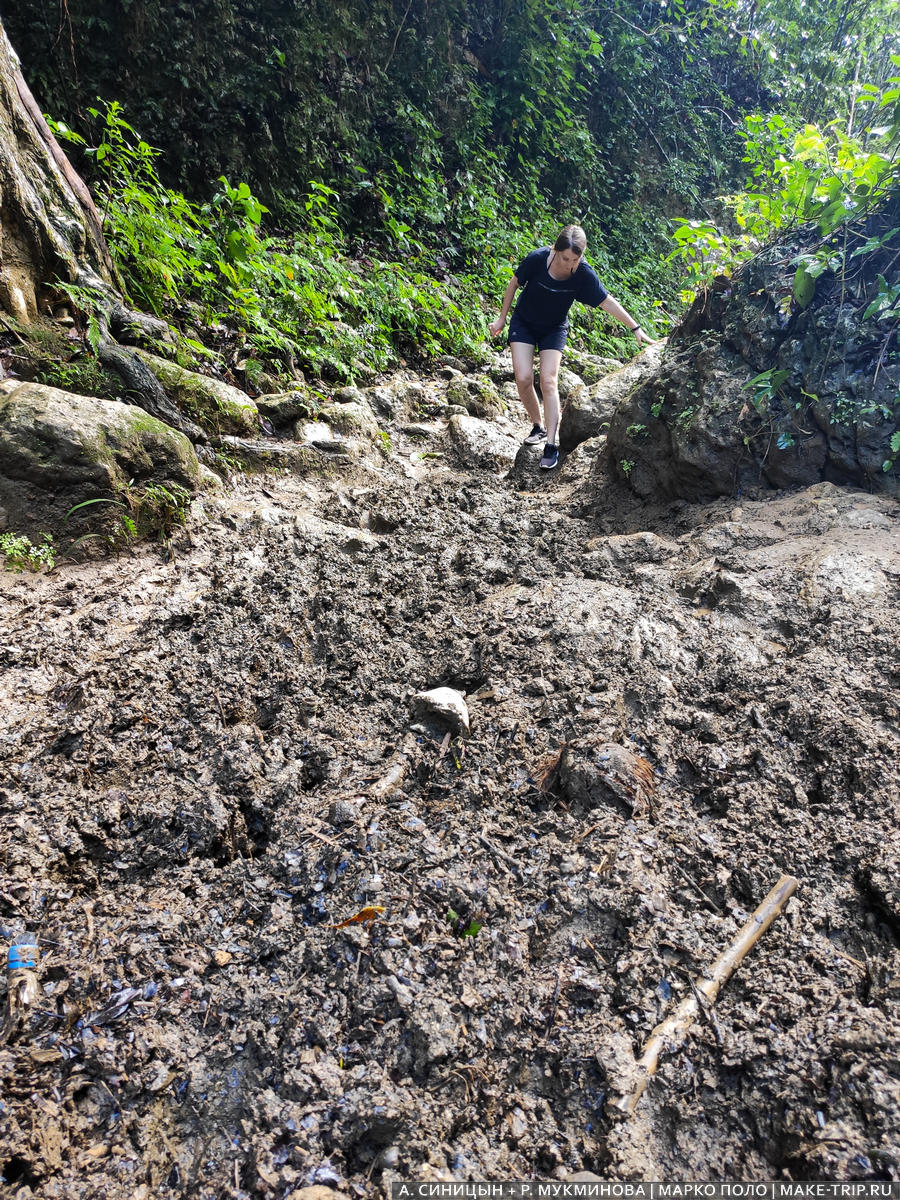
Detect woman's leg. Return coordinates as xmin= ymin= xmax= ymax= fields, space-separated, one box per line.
xmin=538 ymin=348 xmax=563 ymax=444
xmin=510 ymin=340 xmax=543 ymax=427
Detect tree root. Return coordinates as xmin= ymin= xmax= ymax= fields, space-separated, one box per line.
xmin=98 ymin=341 xmax=206 ymax=443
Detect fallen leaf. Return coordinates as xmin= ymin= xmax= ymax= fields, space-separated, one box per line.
xmin=328 ymin=905 xmax=386 ymax=929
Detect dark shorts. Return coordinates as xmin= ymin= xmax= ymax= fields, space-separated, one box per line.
xmin=508 ymin=315 xmax=568 ymax=353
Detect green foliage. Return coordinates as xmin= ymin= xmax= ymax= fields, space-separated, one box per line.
xmin=883 ymin=429 xmax=900 ymax=472
xmin=674 ymin=405 xmax=698 ymax=431
xmin=139 ymin=483 xmax=192 ymax=542
xmin=87 ymin=101 xmax=213 ymax=316
xmin=10 ymin=0 xmax=896 ymax=365
xmin=11 ymin=0 xmax=837 ymax=308
xmin=743 ymin=369 xmax=791 ymax=416
xmin=667 ymin=219 xmax=747 ymax=300
xmin=446 ymin=908 xmax=483 ymax=938
xmin=35 ymin=355 xmax=118 ymax=401
xmin=863 ymin=273 xmax=900 ymax=321
xmin=66 ymin=482 xmax=191 ymax=552
xmin=670 ymin=94 xmax=900 ymax=297
xmin=0 ymin=532 xmax=56 ymax=573
xmin=78 ymin=106 xmax=497 ymax=374
xmin=730 ymin=115 xmax=897 ymax=240
xmin=80 ymin=100 xmax=658 ymax=370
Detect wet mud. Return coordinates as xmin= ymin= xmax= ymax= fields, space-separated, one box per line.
xmin=1 ymin=378 xmax=899 ymax=1197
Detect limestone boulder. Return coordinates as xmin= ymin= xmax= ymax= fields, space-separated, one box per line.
xmin=445 ymin=374 xmax=505 ymax=420
xmin=334 ymin=385 xmax=367 ymax=406
xmin=256 ymin=389 xmax=310 ymax=426
xmin=560 ymin=341 xmax=665 ymax=453
xmin=448 ymin=414 xmax=518 ymax=471
xmin=318 ymin=399 xmax=380 ymax=441
xmin=606 ymin=227 xmax=900 ymax=499
xmin=0 ymin=378 xmax=200 ymax=531
xmin=483 ymin=353 xmax=515 ymax=385
xmin=557 ymin=367 xmax=587 ymax=403
xmin=564 ymin=349 xmax=623 ymax=384
xmin=364 ymin=380 xmax=422 ymax=422
xmin=293 ymin=420 xmax=334 ymax=445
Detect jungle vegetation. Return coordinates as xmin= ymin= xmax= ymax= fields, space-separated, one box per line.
xmin=4 ymin=0 xmax=900 ymax=378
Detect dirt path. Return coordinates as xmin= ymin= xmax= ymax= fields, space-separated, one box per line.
xmin=1 ymin=385 xmax=899 ymax=1197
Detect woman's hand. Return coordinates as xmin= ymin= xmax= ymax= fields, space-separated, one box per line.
xmin=635 ymin=327 xmax=655 ymax=347
xmin=488 ymin=317 xmax=506 ymax=340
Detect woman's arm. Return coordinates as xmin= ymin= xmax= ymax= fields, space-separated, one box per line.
xmin=489 ymin=274 xmax=519 ymax=339
xmin=600 ymin=295 xmax=654 ymax=346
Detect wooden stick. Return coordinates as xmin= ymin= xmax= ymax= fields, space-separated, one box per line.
xmin=369 ymin=757 xmax=408 ymax=800
xmin=614 ymin=873 xmax=798 ymax=1114
xmin=478 ymin=833 xmax=525 ymax=882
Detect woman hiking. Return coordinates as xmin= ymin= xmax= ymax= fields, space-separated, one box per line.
xmin=489 ymin=224 xmax=654 ymax=469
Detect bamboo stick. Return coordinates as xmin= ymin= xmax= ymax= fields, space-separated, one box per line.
xmin=614 ymin=873 xmax=799 ymax=1114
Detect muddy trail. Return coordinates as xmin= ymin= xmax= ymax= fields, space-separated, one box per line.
xmin=1 ymin=364 xmax=899 ymax=1199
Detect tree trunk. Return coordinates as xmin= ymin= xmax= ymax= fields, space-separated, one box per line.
xmin=0 ymin=20 xmax=118 ymax=323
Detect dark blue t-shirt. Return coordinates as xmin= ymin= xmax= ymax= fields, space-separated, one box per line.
xmin=513 ymin=247 xmax=608 ymax=330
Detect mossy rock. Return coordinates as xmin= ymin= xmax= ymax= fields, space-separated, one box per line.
xmin=318 ymin=399 xmax=380 ymax=441
xmin=334 ymin=386 xmax=367 ymax=406
xmin=565 ymin=349 xmax=623 ymax=384
xmin=257 ymin=389 xmax=312 ymax=425
xmin=135 ymin=349 xmax=258 ymax=436
xmin=3 ymin=316 xmax=121 ymax=402
xmin=0 ymin=378 xmax=200 ymax=534
xmin=445 ymin=374 xmax=505 ymax=420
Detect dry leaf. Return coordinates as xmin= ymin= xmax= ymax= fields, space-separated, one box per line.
xmin=328 ymin=905 xmax=386 ymax=929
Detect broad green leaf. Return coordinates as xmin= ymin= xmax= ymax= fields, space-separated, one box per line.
xmin=793 ymin=265 xmax=815 ymax=308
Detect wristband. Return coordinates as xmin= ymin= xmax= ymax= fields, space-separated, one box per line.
xmin=632 ymin=325 xmax=642 ymax=334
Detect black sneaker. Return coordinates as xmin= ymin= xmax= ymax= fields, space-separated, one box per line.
xmin=539 ymin=443 xmax=559 ymax=470
xmin=524 ymin=424 xmax=546 ymax=445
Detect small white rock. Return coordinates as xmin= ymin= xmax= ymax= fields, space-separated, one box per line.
xmin=411 ymin=687 xmax=471 ymax=736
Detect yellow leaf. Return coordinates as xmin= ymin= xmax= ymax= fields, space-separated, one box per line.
xmin=329 ymin=905 xmax=386 ymax=930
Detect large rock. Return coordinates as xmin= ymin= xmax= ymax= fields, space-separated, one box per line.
xmin=293 ymin=420 xmax=334 ymax=445
xmin=560 ymin=341 xmax=665 ymax=452
xmin=0 ymin=378 xmax=200 ymax=529
xmin=318 ymin=399 xmax=380 ymax=441
xmin=447 ymin=414 xmax=517 ymax=471
xmin=256 ymin=388 xmax=309 ymax=425
xmin=135 ymin=349 xmax=259 ymax=436
xmin=607 ymin=221 xmax=900 ymax=498
xmin=557 ymin=366 xmax=587 ymax=403
xmin=364 ymin=378 xmax=430 ymax=422
xmin=445 ymin=374 xmax=505 ymax=420
xmin=606 ymin=343 xmax=767 ymax=498
xmin=564 ymin=349 xmax=623 ymax=384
